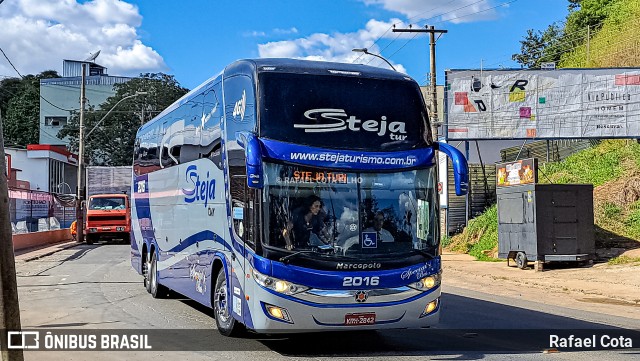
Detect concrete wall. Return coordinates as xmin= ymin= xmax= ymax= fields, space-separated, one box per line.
xmin=12 ymin=229 xmax=71 ymax=251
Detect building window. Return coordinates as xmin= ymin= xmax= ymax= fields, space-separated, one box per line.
xmin=45 ymin=116 xmax=68 ymax=127
xmin=49 ymin=160 xmax=65 ymax=193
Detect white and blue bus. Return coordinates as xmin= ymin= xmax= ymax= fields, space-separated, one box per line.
xmin=130 ymin=59 xmax=468 ymax=336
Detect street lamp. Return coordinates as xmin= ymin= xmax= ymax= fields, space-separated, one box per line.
xmin=57 ymin=182 xmax=72 ymax=194
xmin=352 ymin=48 xmax=397 ymax=71
xmin=76 ymin=90 xmax=147 ymax=243
xmin=86 ymin=92 xmax=147 ymax=138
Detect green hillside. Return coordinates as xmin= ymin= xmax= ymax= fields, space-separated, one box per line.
xmin=448 ymin=141 xmax=640 ymax=260
xmin=448 ymin=1 xmax=640 ymax=262
xmin=560 ymin=0 xmax=640 ymax=68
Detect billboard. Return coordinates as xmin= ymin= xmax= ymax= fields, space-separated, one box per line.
xmin=496 ymin=158 xmax=537 ymax=187
xmin=446 ymin=68 xmax=640 ymax=140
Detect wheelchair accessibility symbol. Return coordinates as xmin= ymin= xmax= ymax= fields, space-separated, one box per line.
xmin=361 ymin=232 xmax=378 ymax=249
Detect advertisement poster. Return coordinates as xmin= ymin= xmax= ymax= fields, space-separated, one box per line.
xmin=496 ymin=158 xmax=538 ymax=187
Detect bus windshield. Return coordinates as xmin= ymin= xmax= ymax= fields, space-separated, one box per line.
xmin=262 ymin=162 xmax=438 ymax=261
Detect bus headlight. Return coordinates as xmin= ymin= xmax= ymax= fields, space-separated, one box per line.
xmin=409 ymin=272 xmax=441 ymax=291
xmin=252 ymin=269 xmax=309 ymax=295
xmin=420 ymin=298 xmax=439 ymax=318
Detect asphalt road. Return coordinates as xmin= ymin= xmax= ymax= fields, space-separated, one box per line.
xmin=14 ymin=243 xmax=640 ymax=360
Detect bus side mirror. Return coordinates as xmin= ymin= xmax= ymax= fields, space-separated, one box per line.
xmin=437 ymin=142 xmax=468 ymax=196
xmin=236 ymin=132 xmax=264 ymax=189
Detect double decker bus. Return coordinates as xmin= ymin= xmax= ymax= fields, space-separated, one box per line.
xmin=130 ymin=59 xmax=468 ymax=336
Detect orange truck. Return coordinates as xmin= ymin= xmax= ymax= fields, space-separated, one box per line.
xmin=84 ymin=193 xmax=130 ymax=244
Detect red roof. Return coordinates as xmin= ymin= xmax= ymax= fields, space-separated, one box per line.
xmin=27 ymin=144 xmax=78 ymax=161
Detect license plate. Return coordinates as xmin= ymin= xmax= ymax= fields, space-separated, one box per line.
xmin=344 ymin=312 xmax=376 ymax=325
xmin=102 ymin=227 xmax=111 ymax=231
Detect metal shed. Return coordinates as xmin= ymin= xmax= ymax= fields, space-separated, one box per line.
xmin=497 ymin=183 xmax=595 ymax=270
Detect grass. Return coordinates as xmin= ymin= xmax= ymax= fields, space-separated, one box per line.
xmin=607 ymin=256 xmax=640 ymax=265
xmin=453 ymin=140 xmax=640 ymax=261
xmin=560 ymin=0 xmax=640 ymax=68
xmin=539 ymin=140 xmax=640 ymax=186
xmin=448 ymin=205 xmax=499 ymax=261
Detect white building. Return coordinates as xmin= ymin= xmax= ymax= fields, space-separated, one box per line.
xmin=39 ymin=59 xmax=131 ymax=146
xmin=5 ymin=145 xmax=78 ymax=193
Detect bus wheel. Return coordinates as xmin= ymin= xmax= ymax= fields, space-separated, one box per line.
xmin=149 ymin=251 xmax=169 ymax=298
xmin=516 ymin=252 xmax=528 ymax=270
xmin=213 ymin=269 xmax=243 ymax=337
xmin=86 ymin=235 xmax=94 ymax=245
xmin=143 ymin=254 xmax=151 ymax=293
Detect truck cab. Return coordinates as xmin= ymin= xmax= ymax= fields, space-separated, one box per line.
xmin=84 ymin=193 xmax=131 ymax=244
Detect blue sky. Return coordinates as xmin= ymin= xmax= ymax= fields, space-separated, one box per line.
xmin=0 ymin=0 xmax=570 ymax=90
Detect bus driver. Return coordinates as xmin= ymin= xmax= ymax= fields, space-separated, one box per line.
xmin=364 ymin=211 xmax=395 ymax=242
xmin=283 ymin=195 xmax=330 ymax=250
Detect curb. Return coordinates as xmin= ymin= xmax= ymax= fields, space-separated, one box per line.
xmin=18 ymin=241 xmax=81 ymax=262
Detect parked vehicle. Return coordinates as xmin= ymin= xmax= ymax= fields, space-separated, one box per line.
xmin=85 ymin=193 xmax=130 ymax=244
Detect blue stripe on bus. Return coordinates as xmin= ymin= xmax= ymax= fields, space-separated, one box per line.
xmin=164 ymin=230 xmax=233 ymax=254
xmin=259 ymin=138 xmax=436 ymax=170
xmin=249 ymin=253 xmax=441 ymax=289
xmin=132 ymin=174 xmax=157 ymax=243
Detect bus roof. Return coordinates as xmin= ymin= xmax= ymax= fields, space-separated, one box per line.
xmin=233 ymin=58 xmax=410 ymax=80
xmin=139 ymin=58 xmax=414 ymax=132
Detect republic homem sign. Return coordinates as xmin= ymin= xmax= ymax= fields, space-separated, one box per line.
xmin=446 ymin=68 xmax=640 ymax=140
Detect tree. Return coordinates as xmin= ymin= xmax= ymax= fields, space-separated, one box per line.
xmin=512 ymin=23 xmax=564 ymax=68
xmin=58 ymin=73 xmax=188 ymax=166
xmin=512 ymin=0 xmax=620 ymax=69
xmin=1 ymin=71 xmax=60 ymax=147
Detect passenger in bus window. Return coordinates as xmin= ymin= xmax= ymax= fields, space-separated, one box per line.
xmin=282 ymin=195 xmax=329 ymax=250
xmin=364 ymin=211 xmax=395 ymax=242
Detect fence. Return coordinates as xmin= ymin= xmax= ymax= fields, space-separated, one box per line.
xmin=446 ymin=163 xmax=497 ymax=235
xmin=8 ymin=188 xmax=76 ymax=234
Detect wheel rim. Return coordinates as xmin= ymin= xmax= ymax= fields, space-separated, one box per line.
xmin=150 ymin=256 xmax=157 ymax=293
xmin=517 ymin=253 xmax=525 ymax=268
xmin=143 ymin=259 xmax=149 ymax=284
xmin=214 ymin=279 xmax=230 ymax=324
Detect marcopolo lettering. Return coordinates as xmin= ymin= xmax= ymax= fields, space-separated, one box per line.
xmin=336 ymin=262 xmax=382 ymax=270
xmin=296 ymin=109 xmax=407 ymax=141
xmin=182 ymin=164 xmax=216 ymax=207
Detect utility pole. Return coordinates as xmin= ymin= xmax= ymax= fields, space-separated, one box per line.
xmin=76 ymin=64 xmax=87 ymax=243
xmin=393 ymin=25 xmax=447 ymax=142
xmin=0 ymin=111 xmax=24 ymax=361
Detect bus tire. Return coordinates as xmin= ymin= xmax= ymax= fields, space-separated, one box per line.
xmin=213 ymin=269 xmax=243 ymax=337
xmin=149 ymin=251 xmax=169 ymax=298
xmin=86 ymin=234 xmax=94 ymax=245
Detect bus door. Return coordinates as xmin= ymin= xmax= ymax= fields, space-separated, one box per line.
xmin=230 ymin=175 xmax=258 ymax=318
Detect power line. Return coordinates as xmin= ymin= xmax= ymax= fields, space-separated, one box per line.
xmin=0 ymin=47 xmax=23 ymax=78
xmin=354 ymin=0 xmax=488 ymax=65
xmin=0 ymin=46 xmax=78 ymax=112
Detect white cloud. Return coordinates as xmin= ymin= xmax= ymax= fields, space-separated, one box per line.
xmin=244 ymin=27 xmax=299 ymax=38
xmin=0 ymin=0 xmax=166 ymax=78
xmin=255 ymin=1 xmax=505 ymax=74
xmin=360 ymin=0 xmax=498 ymax=24
xmin=273 ymin=27 xmax=298 ymax=35
xmin=258 ymin=18 xmax=408 ymax=73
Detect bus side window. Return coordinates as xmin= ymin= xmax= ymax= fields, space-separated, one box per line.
xmin=203 ymin=141 xmax=222 ymax=169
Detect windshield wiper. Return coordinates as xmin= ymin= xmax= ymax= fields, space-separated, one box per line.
xmin=279 ymin=245 xmax=339 ymax=264
xmin=279 ymin=250 xmax=317 ymax=264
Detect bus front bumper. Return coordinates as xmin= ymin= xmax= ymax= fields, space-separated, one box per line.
xmin=246 ymin=285 xmax=441 ymax=333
